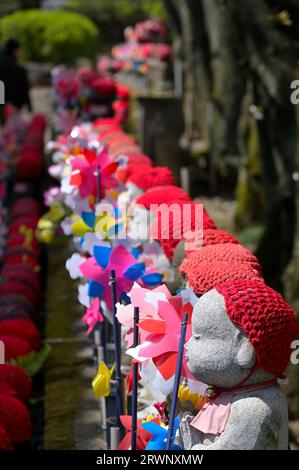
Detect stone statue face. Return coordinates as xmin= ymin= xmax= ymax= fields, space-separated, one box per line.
xmin=185 ymin=289 xmax=256 ymax=388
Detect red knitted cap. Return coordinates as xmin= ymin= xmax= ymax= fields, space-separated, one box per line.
xmin=0 ymin=335 xmax=32 ymax=360
xmin=179 ymin=259 xmax=263 ymax=295
xmin=151 ymin=201 xmax=216 ymax=260
xmin=215 ymin=280 xmax=299 ymax=377
xmin=89 ymin=77 xmax=116 ymax=99
xmin=127 ymin=166 xmax=175 ymax=191
xmin=0 ymin=364 xmax=32 ymax=402
xmin=0 ymin=319 xmax=40 ymax=350
xmin=184 ymin=228 xmax=240 ymax=253
xmin=185 ymin=243 xmax=261 ymax=273
xmin=115 ymin=162 xmax=151 ymax=183
xmin=136 ymin=185 xmax=191 ymax=209
xmin=0 ymin=424 xmax=13 ymax=450
xmin=0 ymin=395 xmax=32 ymax=444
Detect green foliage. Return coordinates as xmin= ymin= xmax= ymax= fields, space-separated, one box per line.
xmin=65 ymin=0 xmax=166 ymax=23
xmin=0 ymin=9 xmax=99 ymax=63
xmin=9 ymin=345 xmax=51 ymax=377
xmin=64 ymin=0 xmax=166 ymax=48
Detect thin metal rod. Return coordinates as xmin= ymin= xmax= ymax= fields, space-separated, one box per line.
xmin=131 ymin=307 xmax=139 ymax=451
xmin=166 ymin=312 xmax=188 ymax=450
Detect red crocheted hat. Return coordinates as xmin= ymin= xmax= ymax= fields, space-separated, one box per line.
xmin=0 ymin=281 xmax=37 ymax=308
xmin=2 ymin=269 xmax=40 ymax=292
xmin=0 ymin=364 xmax=32 ymax=402
xmin=215 ymin=280 xmax=299 ymax=377
xmin=0 ymin=305 xmax=31 ymax=321
xmin=116 ymin=162 xmax=152 ymax=183
xmin=0 ymin=424 xmax=13 ymax=450
xmin=110 ymin=145 xmax=142 ymax=159
xmin=7 ymin=233 xmax=41 ymax=257
xmin=4 ymin=254 xmax=40 ymax=269
xmin=0 ymin=319 xmax=40 ymax=350
xmin=184 ymin=228 xmax=240 ymax=253
xmin=151 ymin=201 xmax=216 ymax=260
xmin=11 ymin=198 xmax=40 ymax=217
xmin=5 ymin=245 xmax=40 ymax=261
xmin=0 ymin=294 xmax=33 ymax=315
xmin=136 ymin=186 xmax=191 ymax=210
xmin=0 ymin=335 xmax=32 ymax=360
xmin=186 ymin=243 xmax=261 ymax=273
xmin=0 ymin=395 xmax=32 ymax=444
xmin=127 ymin=166 xmax=176 ymax=191
xmin=88 ymin=77 xmax=117 ymax=99
xmin=179 ymin=259 xmax=263 ymax=296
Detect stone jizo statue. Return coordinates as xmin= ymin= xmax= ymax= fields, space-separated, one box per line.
xmin=180 ymin=280 xmax=298 ymax=450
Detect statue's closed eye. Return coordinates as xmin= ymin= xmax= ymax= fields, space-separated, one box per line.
xmin=194 ymin=334 xmax=200 ymax=340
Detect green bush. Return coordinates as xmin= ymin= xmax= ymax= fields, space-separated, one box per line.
xmin=0 ymin=9 xmax=99 ymax=64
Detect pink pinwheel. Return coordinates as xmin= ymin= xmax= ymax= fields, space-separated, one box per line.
xmin=82 ymin=297 xmax=104 ymax=335
xmin=79 ymin=245 xmax=161 ymax=311
xmin=116 ymin=284 xmax=172 ymax=347
xmin=127 ymin=297 xmax=194 ymax=381
xmin=69 ymin=147 xmax=118 ymax=199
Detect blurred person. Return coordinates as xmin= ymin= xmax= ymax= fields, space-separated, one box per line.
xmin=0 ymin=38 xmax=32 ymax=124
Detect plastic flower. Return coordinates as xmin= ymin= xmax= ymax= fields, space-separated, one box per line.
xmin=92 ymin=361 xmax=115 ymax=398
xmin=178 ymin=383 xmax=207 ymax=411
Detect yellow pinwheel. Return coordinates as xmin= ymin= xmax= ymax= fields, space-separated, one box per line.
xmin=92 ymin=362 xmax=115 ymax=398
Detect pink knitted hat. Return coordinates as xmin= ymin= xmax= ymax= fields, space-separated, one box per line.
xmin=215 ymin=280 xmax=299 ymax=377
xmin=135 ymin=185 xmax=191 ymax=209
xmin=127 ymin=166 xmax=175 ymax=191
xmin=179 ymin=259 xmax=263 ymax=295
xmin=186 ymin=243 xmax=261 ymax=273
xmin=152 ymin=201 xmax=216 ymax=260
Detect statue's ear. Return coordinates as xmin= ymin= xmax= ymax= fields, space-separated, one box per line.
xmin=235 ymin=332 xmax=256 ymax=369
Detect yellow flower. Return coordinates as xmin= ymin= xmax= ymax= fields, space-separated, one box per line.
xmin=178 ymin=384 xmax=206 ymax=411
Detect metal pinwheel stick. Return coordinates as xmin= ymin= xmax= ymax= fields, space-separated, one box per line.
xmin=131 ymin=306 xmax=139 ymax=451
xmin=110 ymin=269 xmax=123 ymax=431
xmin=95 ymin=163 xmax=107 ymax=363
xmin=166 ymin=312 xmax=189 ymax=450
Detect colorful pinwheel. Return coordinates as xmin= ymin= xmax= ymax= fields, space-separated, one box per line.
xmin=79 ymin=245 xmax=163 ymax=311
xmin=118 ymin=415 xmax=155 ymax=450
xmin=125 ymin=290 xmax=193 ymax=381
xmin=69 ymin=147 xmax=118 ymax=199
xmin=142 ymin=416 xmax=181 ymax=450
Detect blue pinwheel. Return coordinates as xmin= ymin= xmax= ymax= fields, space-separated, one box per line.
xmin=141 ymin=416 xmax=181 ymax=451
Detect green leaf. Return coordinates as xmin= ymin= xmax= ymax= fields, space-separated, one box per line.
xmin=9 ymin=344 xmax=51 ymax=377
